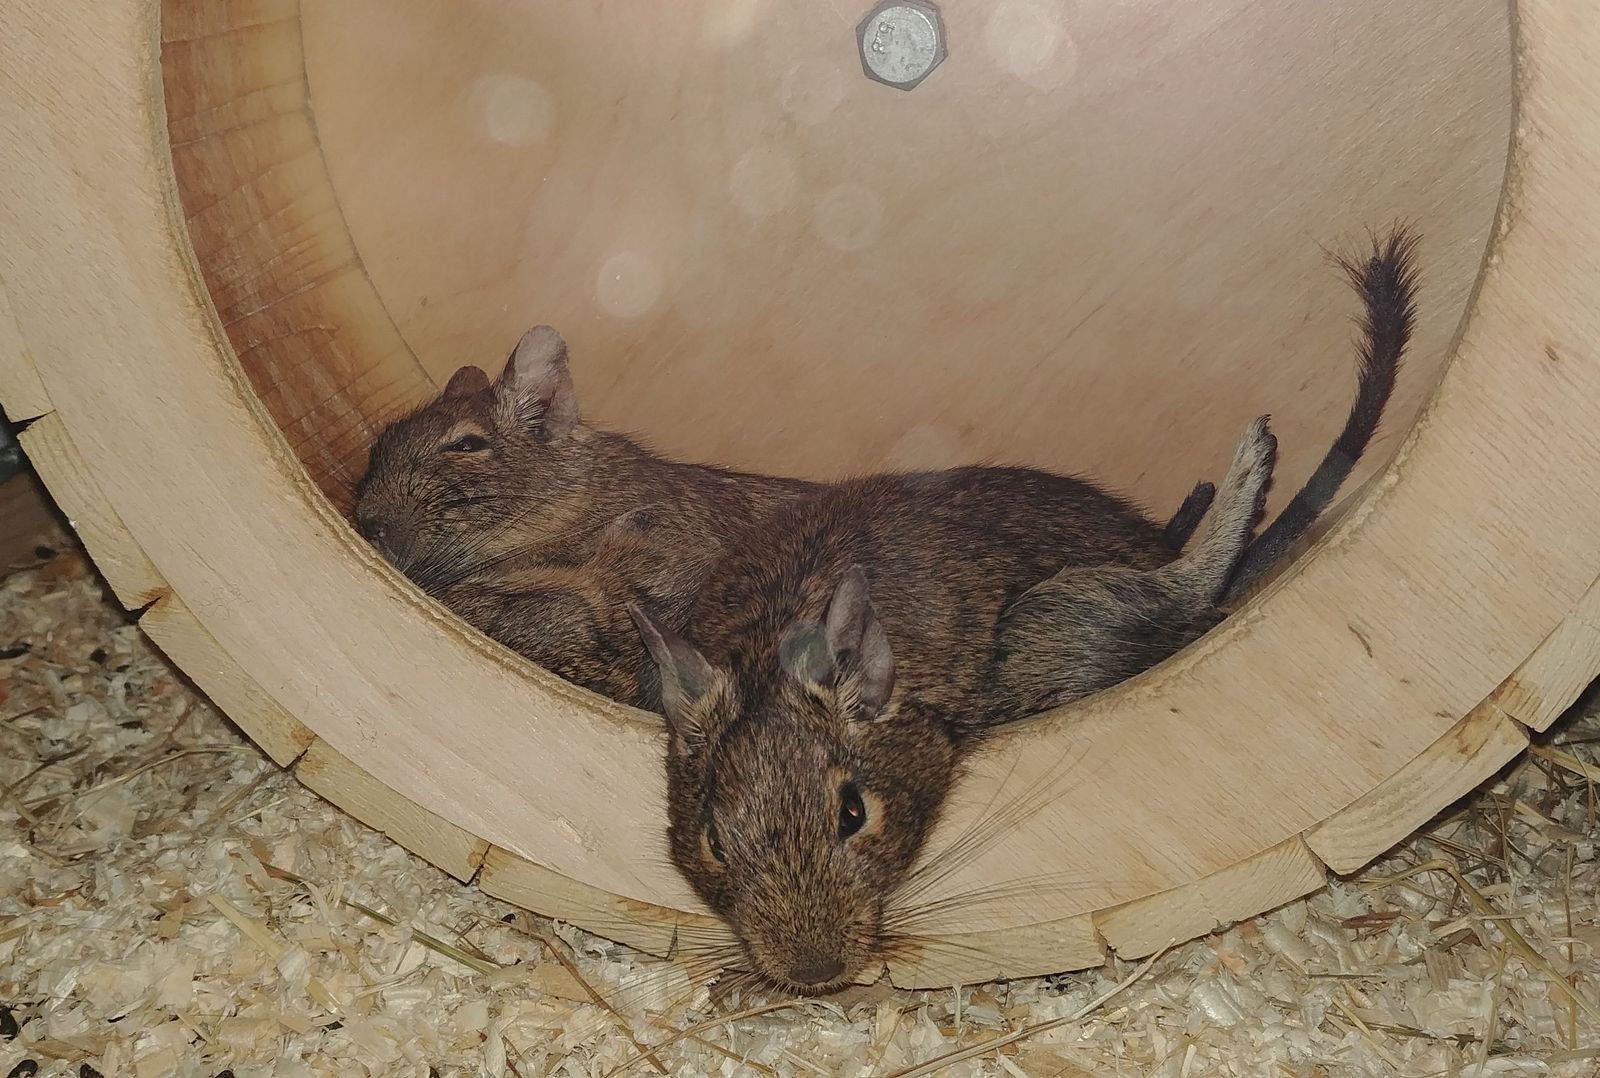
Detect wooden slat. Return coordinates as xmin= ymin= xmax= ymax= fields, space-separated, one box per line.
xmin=478 ymin=846 xmax=707 ymax=959
xmin=886 ymin=915 xmax=1105 ymax=990
xmin=0 ymin=279 xmax=50 ymax=420
xmin=140 ymin=592 xmax=315 ymax=766
xmin=15 ymin=413 xmax=165 ymax=609
xmin=296 ymin=740 xmax=489 ymax=883
xmin=1489 ymin=572 xmax=1600 ymax=731
xmin=1094 ymin=838 xmax=1326 ymax=959
xmin=1304 ymin=703 xmax=1528 ymax=874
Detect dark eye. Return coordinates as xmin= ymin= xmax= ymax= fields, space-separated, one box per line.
xmin=705 ymin=819 xmax=726 ymax=864
xmin=838 ymin=782 xmax=866 ymax=840
xmin=442 ymin=433 xmax=490 ymax=454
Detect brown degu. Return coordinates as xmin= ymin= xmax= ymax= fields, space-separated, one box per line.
xmin=351 ymin=324 xmax=1210 ymax=709
xmin=351 ymin=325 xmax=813 ymax=708
xmin=631 ymin=229 xmax=1418 ymax=992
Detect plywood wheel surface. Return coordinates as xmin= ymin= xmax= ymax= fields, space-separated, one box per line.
xmin=2 ymin=0 xmax=1598 ymax=987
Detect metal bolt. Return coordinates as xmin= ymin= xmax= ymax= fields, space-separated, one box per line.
xmin=856 ymin=0 xmax=946 ymax=92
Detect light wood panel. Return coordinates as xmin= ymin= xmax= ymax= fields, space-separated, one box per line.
xmin=1094 ymin=838 xmax=1325 ymax=959
xmin=885 ymin=915 xmax=1104 ymax=990
xmin=1489 ymin=572 xmax=1600 ymax=732
xmin=0 ymin=281 xmax=50 ymax=421
xmin=140 ymin=592 xmax=316 ymax=767
xmin=478 ymin=847 xmax=710 ymax=959
xmin=302 ymin=0 xmax=1507 ymax=521
xmin=161 ymin=0 xmax=435 ymax=511
xmin=296 ymin=740 xmax=490 ymax=883
xmin=1304 ymin=702 xmax=1527 ymax=874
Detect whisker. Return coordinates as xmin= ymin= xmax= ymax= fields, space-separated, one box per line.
xmin=876 ymin=933 xmax=1018 ymax=968
xmin=884 ymin=870 xmax=1098 ymax=935
xmin=895 ymin=742 xmax=1089 ymax=908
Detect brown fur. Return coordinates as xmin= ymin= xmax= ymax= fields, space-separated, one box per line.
xmin=992 ymin=418 xmax=1275 ymax=715
xmin=634 ymin=228 xmax=1419 ymax=992
xmin=634 ymin=456 xmax=1223 ymax=991
xmin=440 ymin=505 xmax=721 ymax=705
xmin=352 ymin=326 xmax=812 ymax=709
xmin=353 ymin=326 xmax=1213 ymax=710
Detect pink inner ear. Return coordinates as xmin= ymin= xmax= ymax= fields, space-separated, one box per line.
xmin=443 ymin=365 xmax=490 ymax=398
xmin=500 ymin=326 xmax=580 ymax=439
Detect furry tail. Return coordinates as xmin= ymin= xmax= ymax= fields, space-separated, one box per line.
xmin=1162 ymin=480 xmax=1215 ymax=551
xmin=1221 ymin=226 xmax=1419 ymax=603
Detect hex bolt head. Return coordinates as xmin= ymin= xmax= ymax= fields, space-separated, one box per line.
xmin=856 ymin=0 xmax=947 ymax=91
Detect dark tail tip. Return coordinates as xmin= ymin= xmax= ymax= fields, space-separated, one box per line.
xmin=1328 ymin=224 xmax=1419 ymax=458
xmin=1222 ymin=225 xmax=1419 ymax=603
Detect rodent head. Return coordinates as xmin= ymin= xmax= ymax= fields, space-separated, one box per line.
xmin=633 ymin=567 xmax=958 ymax=994
xmin=352 ymin=326 xmax=589 ymax=589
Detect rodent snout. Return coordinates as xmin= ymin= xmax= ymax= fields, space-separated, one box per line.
xmin=788 ymin=957 xmax=846 ymax=987
xmin=353 ymin=510 xmax=409 ymax=566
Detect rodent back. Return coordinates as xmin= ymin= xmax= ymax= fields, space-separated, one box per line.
xmin=687 ymin=464 xmax=1177 ymax=728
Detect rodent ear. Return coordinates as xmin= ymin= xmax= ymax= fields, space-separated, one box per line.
xmin=500 ymin=325 xmax=580 ymax=443
xmin=442 ymin=365 xmax=491 ymax=400
xmin=823 ymin=566 xmax=896 ymax=721
xmin=628 ymin=603 xmax=718 ymax=747
xmin=777 ymin=619 xmax=832 ymax=687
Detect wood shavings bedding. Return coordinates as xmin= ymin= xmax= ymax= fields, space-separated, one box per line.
xmin=0 ymin=531 xmax=1597 ymax=1076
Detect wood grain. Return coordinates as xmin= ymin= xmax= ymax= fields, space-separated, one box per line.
xmin=139 ymin=592 xmax=316 ymax=767
xmin=1489 ymin=571 xmax=1600 ymax=732
xmin=302 ymin=0 xmax=1507 ymax=522
xmin=1094 ymin=838 xmax=1326 ymax=959
xmin=14 ymin=414 xmax=166 ymax=610
xmin=0 ymin=281 xmax=49 ymax=421
xmin=886 ymin=914 xmax=1104 ymax=990
xmin=160 ymin=0 xmax=434 ymax=511
xmin=1303 ymin=702 xmax=1528 ymax=875
xmin=2 ymin=0 xmax=1596 ymax=984
xmin=478 ymin=847 xmax=709 ymax=959
xmin=296 ymin=739 xmax=490 ymax=883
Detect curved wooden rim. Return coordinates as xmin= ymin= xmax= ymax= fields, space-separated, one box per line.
xmin=2 ymin=0 xmax=1597 ymax=987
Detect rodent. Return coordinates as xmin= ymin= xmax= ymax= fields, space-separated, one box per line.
xmin=352 ymin=326 xmax=1210 ymax=709
xmin=629 ymin=227 xmax=1419 ymax=992
xmin=437 ymin=502 xmax=719 ymax=706
xmin=351 ymin=325 xmax=813 ymax=708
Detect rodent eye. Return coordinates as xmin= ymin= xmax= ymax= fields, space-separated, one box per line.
xmin=838 ymin=782 xmax=866 ymax=840
xmin=442 ymin=433 xmax=490 ymax=454
xmin=705 ymin=819 xmax=727 ymax=864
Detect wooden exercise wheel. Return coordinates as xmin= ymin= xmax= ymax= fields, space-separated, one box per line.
xmin=2 ymin=0 xmax=1597 ymax=988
